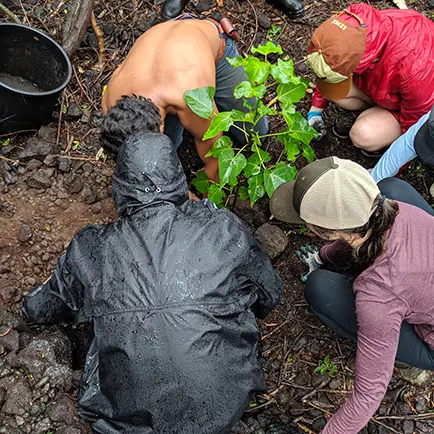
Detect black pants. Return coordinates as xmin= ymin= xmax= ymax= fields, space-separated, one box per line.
xmin=305 ymin=177 xmax=434 ymax=370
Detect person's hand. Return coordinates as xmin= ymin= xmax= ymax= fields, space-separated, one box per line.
xmin=296 ymin=245 xmax=323 ymax=282
xmin=308 ymin=111 xmax=326 ymax=141
xmin=188 ymin=190 xmax=200 ymax=201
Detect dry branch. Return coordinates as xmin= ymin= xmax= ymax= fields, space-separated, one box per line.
xmin=62 ymin=0 xmax=94 ymax=56
xmin=0 ymin=1 xmax=21 ymax=23
xmin=90 ymin=10 xmax=107 ymax=67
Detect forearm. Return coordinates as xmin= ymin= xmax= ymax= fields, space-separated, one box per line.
xmin=195 ymin=135 xmax=220 ymax=183
xmin=371 ymin=113 xmax=426 ymax=182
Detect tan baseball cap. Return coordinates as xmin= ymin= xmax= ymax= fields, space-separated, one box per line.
xmin=270 ymin=157 xmax=380 ymax=230
xmin=306 ymin=10 xmax=367 ymax=101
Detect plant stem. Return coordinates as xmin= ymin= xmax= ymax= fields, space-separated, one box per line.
xmin=0 ymin=2 xmax=21 ymax=23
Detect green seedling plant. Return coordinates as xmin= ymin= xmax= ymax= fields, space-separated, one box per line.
xmin=184 ymin=41 xmax=318 ymax=207
xmin=315 ymin=355 xmax=337 ymax=376
xmin=267 ymin=24 xmax=282 ymax=41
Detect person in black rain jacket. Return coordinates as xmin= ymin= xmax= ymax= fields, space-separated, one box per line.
xmin=22 ymin=110 xmax=283 ymax=434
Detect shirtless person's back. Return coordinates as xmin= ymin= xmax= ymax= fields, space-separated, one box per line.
xmin=101 ymin=17 xmax=267 ymax=182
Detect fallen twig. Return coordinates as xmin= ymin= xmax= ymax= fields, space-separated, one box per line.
xmin=18 ymin=0 xmax=29 ymax=25
xmin=56 ymin=94 xmax=64 ymax=151
xmin=301 ymin=378 xmax=331 ymax=402
xmin=0 ymin=155 xmax=23 ymax=165
xmin=245 ymin=0 xmax=258 ymax=53
xmin=90 ymin=10 xmax=107 ymax=68
xmin=376 ymin=413 xmax=434 ymax=421
xmin=55 ymin=154 xmax=106 ymax=165
xmin=261 ymin=320 xmax=288 ymax=340
xmin=0 ymin=324 xmax=13 ymax=337
xmin=0 ymin=2 xmax=21 ymax=23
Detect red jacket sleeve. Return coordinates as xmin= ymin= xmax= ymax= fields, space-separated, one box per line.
xmin=397 ymin=57 xmax=434 ymax=133
xmin=311 ymin=85 xmax=328 ymax=110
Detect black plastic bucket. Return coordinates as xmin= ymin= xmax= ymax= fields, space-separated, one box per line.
xmin=0 ymin=23 xmax=72 ymax=134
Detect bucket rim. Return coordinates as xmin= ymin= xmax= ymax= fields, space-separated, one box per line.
xmin=0 ymin=23 xmax=72 ymax=97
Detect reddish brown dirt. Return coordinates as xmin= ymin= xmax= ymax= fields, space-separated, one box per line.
xmin=1 ymin=0 xmax=434 ymax=433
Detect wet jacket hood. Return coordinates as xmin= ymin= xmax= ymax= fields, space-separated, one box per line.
xmin=112 ymin=133 xmax=188 ymax=217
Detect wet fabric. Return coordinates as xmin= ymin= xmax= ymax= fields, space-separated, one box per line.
xmin=22 ymin=133 xmax=282 ymax=434
xmin=311 ymin=4 xmax=434 ymax=133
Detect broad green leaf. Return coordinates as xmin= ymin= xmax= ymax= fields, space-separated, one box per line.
xmin=208 ymin=183 xmax=225 ymax=206
xmin=284 ymin=111 xmax=319 ymax=145
xmin=218 ymin=148 xmax=247 ymax=186
xmin=238 ymin=186 xmax=249 ymax=201
xmin=244 ymin=155 xmax=261 ymax=177
xmin=243 ymin=99 xmax=255 ymax=110
xmin=281 ymin=100 xmax=296 ymax=115
xmin=244 ymin=57 xmax=270 ymax=85
xmin=184 ymin=86 xmax=215 ymax=119
xmin=191 ymin=170 xmax=210 ymax=194
xmin=234 ymin=81 xmax=253 ymax=99
xmin=263 ymin=163 xmax=297 ymax=198
xmin=251 ymin=41 xmax=283 ymax=56
xmin=252 ymin=84 xmax=267 ymax=99
xmin=203 ymin=112 xmax=234 ymax=140
xmin=248 ymin=173 xmax=266 ymax=206
xmin=302 ymin=143 xmax=315 ymax=163
xmin=257 ymin=101 xmax=278 ymax=118
xmin=205 ymin=136 xmax=233 ymax=158
xmin=244 ymin=149 xmax=271 ymax=177
xmin=235 ymin=83 xmax=266 ymax=99
xmin=227 ymin=56 xmax=245 ymax=69
xmin=277 ymin=82 xmax=307 ymax=105
xmin=278 ymin=133 xmax=300 ymax=161
xmin=270 ymin=58 xmax=295 ymax=84
xmin=231 ymin=109 xmax=256 ymax=124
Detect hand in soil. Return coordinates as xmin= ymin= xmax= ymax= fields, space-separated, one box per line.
xmin=296 ymin=245 xmax=322 ymax=282
xmin=188 ymin=190 xmax=200 ymax=201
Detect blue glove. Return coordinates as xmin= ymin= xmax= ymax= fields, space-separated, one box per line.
xmin=308 ymin=111 xmax=326 ymax=140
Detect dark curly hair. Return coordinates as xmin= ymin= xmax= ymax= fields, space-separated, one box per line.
xmin=100 ymin=95 xmax=162 ymax=155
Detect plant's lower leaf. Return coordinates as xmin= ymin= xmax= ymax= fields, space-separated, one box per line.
xmin=238 ymin=186 xmax=249 ymax=200
xmin=208 ymin=183 xmax=225 ymax=206
xmin=227 ymin=56 xmax=246 ymax=69
xmin=257 ymin=101 xmax=278 ymax=118
xmin=247 ymin=173 xmax=266 ymax=206
xmin=283 ymin=111 xmax=319 ymax=145
xmin=244 ymin=155 xmax=261 ymax=177
xmin=234 ymin=81 xmax=253 ymax=99
xmin=191 ymin=170 xmax=210 ymax=194
xmin=263 ymin=163 xmax=296 ymax=198
xmin=203 ymin=112 xmax=234 ymax=140
xmin=218 ymin=148 xmax=247 ymax=186
xmin=231 ymin=110 xmax=256 ymax=124
xmin=244 ymin=57 xmax=270 ymax=85
xmin=184 ymin=86 xmax=215 ymax=119
xmin=270 ymin=58 xmax=295 ymax=84
xmin=205 ymin=136 xmax=233 ymax=158
xmin=302 ymin=143 xmax=315 ymax=163
xmin=278 ymin=132 xmax=300 ymax=161
xmin=277 ymin=82 xmax=307 ymax=105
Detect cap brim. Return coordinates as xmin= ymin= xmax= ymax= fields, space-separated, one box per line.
xmin=316 ymin=76 xmax=352 ymax=101
xmin=270 ymin=182 xmax=306 ymax=224
xmin=414 ymin=120 xmax=434 ymax=165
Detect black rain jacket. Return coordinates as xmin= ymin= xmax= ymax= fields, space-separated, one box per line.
xmin=22 ymin=133 xmax=283 ymax=434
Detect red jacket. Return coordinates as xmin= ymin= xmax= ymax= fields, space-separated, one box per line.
xmin=311 ymin=4 xmax=434 ymax=133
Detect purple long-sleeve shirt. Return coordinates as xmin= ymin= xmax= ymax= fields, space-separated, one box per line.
xmin=319 ymin=202 xmax=434 ymax=434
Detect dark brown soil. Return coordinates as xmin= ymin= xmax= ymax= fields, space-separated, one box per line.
xmin=1 ymin=1 xmax=434 ymax=433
